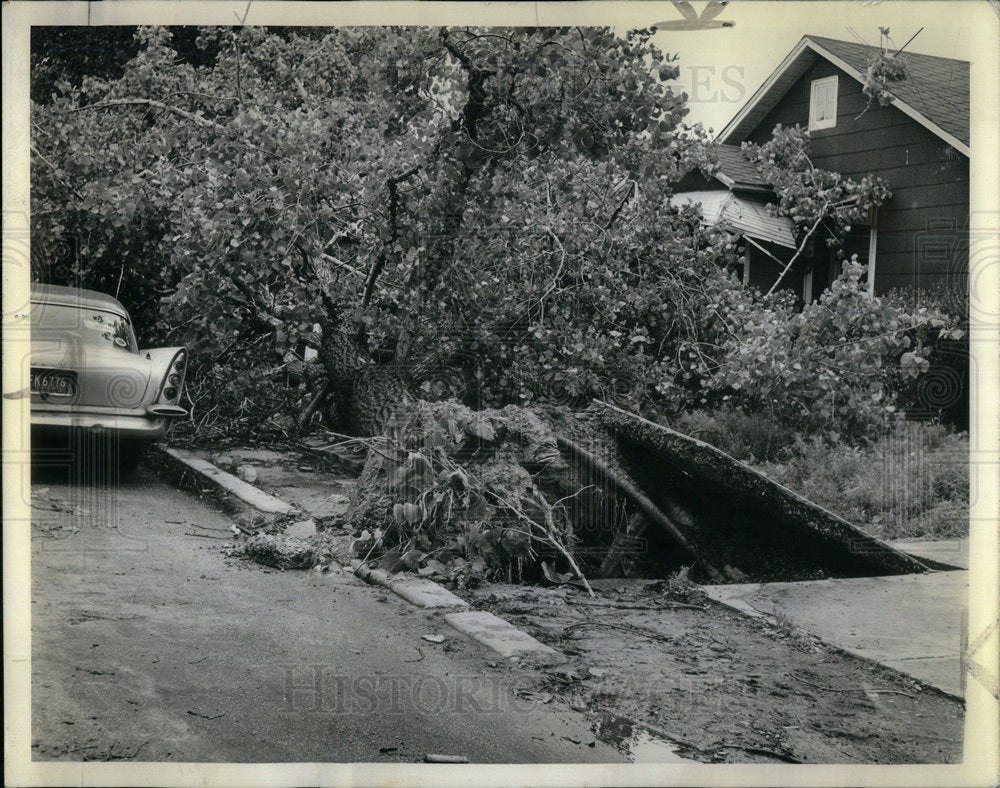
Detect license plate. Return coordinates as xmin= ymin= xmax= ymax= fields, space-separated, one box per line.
xmin=31 ymin=368 xmax=77 ymax=397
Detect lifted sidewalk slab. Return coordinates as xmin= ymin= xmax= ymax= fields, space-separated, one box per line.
xmin=889 ymin=538 xmax=969 ymax=570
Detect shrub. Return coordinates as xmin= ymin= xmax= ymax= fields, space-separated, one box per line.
xmin=672 ymin=407 xmax=799 ymax=462
xmin=709 ymin=259 xmax=964 ymax=442
xmin=756 ymin=420 xmax=968 ymax=540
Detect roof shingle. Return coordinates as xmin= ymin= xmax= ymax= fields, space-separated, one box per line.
xmin=715 ymin=144 xmax=771 ymax=189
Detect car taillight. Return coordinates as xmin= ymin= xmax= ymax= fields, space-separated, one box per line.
xmin=158 ymin=351 xmax=187 ymax=403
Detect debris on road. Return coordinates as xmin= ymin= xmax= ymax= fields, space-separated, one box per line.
xmin=423 ymin=753 xmax=469 ymax=763
xmin=229 ymin=533 xmax=319 ymax=570
xmin=186 ymin=711 xmax=226 ymax=720
xmin=236 ymin=464 xmax=258 ymax=483
xmin=421 ymin=634 xmax=446 ymax=644
xmin=469 ymin=580 xmax=963 ymax=764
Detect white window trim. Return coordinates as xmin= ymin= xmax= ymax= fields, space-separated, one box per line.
xmin=809 ymin=75 xmax=838 ymax=131
xmin=802 ymin=267 xmax=813 ymax=303
xmin=867 ymin=219 xmax=879 ymax=297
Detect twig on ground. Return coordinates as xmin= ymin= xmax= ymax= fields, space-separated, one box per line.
xmin=719 ymin=744 xmax=802 ymax=763
xmin=790 ymin=672 xmax=916 ymax=697
xmin=573 ymin=599 xmax=706 ymax=611
xmin=185 ymin=522 xmax=233 ymax=533
xmin=562 ymin=620 xmax=673 ymax=643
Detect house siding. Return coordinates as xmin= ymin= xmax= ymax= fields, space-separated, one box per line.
xmin=744 ymin=59 xmax=969 ymax=297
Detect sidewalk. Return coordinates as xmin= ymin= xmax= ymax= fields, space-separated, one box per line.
xmin=701 ymin=539 xmax=968 ymax=698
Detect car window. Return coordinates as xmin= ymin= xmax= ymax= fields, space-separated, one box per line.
xmin=31 ymin=302 xmax=138 ymax=353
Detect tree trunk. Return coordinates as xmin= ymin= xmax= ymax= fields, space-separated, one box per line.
xmin=317 ymin=317 xmax=414 ymax=438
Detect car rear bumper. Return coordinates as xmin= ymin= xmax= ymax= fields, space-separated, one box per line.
xmin=31 ymin=407 xmax=171 ymax=441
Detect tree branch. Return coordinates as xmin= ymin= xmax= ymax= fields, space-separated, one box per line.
xmin=604 ymin=180 xmax=636 ymax=230
xmin=362 ymin=165 xmax=421 ymax=308
xmin=72 ymin=98 xmax=291 ymax=161
xmin=72 ymin=99 xmax=226 ymax=131
xmin=765 ymin=210 xmax=828 ymax=297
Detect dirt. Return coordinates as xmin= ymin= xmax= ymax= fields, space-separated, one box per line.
xmin=458 ymin=581 xmax=964 ymax=764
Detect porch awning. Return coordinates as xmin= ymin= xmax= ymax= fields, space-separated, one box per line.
xmin=671 ymin=190 xmax=796 ymax=249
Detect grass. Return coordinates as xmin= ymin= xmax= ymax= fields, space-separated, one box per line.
xmin=674 ymin=410 xmax=969 ymax=541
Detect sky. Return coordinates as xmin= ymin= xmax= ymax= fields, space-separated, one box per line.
xmin=620 ymin=1 xmax=988 ymax=136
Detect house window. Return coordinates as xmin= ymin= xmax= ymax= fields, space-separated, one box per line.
xmin=809 ymin=76 xmax=838 ymax=131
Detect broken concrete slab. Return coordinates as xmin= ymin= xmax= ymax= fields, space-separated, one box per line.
xmin=445 ymin=610 xmax=566 ymax=662
xmin=702 ymin=570 xmax=968 ymax=698
xmin=596 ymin=401 xmax=929 ymax=580
xmin=284 ymin=518 xmax=318 ymax=539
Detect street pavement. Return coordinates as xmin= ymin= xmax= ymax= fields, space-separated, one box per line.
xmin=29 ymin=463 xmax=626 ymax=763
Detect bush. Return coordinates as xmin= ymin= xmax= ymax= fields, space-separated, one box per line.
xmin=755 ymin=420 xmax=968 ymax=540
xmin=709 ymin=259 xmax=965 ymax=442
xmin=672 ymin=407 xmax=799 ymax=462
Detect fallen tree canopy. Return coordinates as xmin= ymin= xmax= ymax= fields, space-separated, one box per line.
xmin=338 ymin=399 xmax=931 ymax=587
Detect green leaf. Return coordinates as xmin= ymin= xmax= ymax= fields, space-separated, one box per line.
xmin=402 ymin=502 xmax=422 ymax=525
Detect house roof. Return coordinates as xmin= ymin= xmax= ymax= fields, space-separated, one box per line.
xmin=672 ymin=143 xmax=771 ymax=194
xmin=670 ymin=190 xmax=796 ymax=248
xmin=718 ymin=35 xmax=969 ymax=155
xmin=714 ymin=144 xmax=771 ymax=190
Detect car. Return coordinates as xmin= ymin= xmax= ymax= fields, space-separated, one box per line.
xmin=29 ymin=283 xmax=188 ymax=469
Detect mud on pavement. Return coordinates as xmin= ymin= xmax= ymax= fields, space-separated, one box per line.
xmin=462 ymin=581 xmax=963 ymax=764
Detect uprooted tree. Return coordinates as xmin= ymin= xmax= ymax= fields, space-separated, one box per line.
xmin=31 ymin=25 xmax=765 ymax=437
xmin=31 ymin=25 xmax=965 ymax=583
xmin=31 ymin=25 xmax=960 ymax=445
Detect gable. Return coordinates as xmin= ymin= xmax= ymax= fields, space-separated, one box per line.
xmin=719 ymin=36 xmax=969 ymax=155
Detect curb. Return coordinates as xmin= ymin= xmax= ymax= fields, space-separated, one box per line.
xmin=351 ymin=560 xmax=565 ymax=662
xmin=351 ymin=560 xmax=469 ymax=610
xmin=154 ymin=444 xmax=565 ymax=664
xmin=445 ymin=611 xmax=566 ymax=663
xmin=151 ymin=444 xmax=299 ymax=529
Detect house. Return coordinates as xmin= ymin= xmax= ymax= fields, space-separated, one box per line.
xmin=674 ymin=35 xmax=969 ymax=303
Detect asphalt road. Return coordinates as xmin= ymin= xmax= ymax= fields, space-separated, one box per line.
xmin=30 ymin=462 xmax=625 ymax=764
